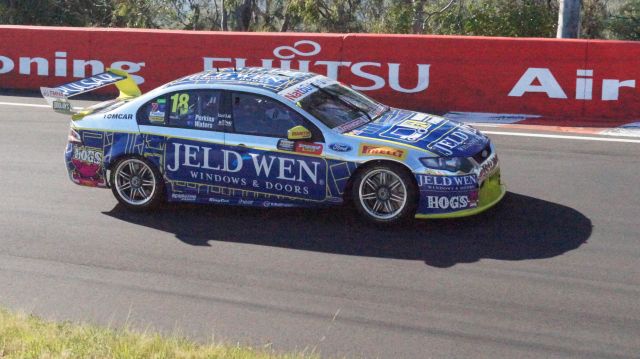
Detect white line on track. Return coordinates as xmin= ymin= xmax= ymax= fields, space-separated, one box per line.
xmin=0 ymin=101 xmax=48 ymax=108
xmin=1 ymin=100 xmax=639 ymax=144
xmin=483 ymin=130 xmax=640 ymax=144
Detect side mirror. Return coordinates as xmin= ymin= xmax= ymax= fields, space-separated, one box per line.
xmin=287 ymin=125 xmax=312 ymax=140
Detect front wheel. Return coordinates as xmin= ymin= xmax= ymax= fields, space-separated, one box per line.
xmin=110 ymin=157 xmax=164 ymax=210
xmin=352 ymin=164 xmax=417 ymax=224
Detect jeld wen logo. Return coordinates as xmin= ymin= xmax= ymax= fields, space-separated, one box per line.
xmin=509 ymin=68 xmax=636 ymax=101
xmin=166 ymin=143 xmax=321 ymax=184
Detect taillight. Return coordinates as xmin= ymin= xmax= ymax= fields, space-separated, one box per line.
xmin=68 ymin=128 xmax=82 ymax=144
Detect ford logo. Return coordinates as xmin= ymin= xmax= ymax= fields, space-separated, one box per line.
xmin=329 ymin=143 xmax=352 ymax=152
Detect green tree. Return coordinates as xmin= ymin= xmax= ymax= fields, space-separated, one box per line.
xmin=371 ymin=0 xmax=413 ymax=33
xmin=0 ymin=0 xmax=638 ymax=40
xmin=608 ymin=0 xmax=640 ymax=40
xmin=581 ymin=0 xmax=607 ymax=39
xmin=284 ymin=0 xmax=367 ymax=33
xmin=0 ymin=0 xmax=113 ymax=26
xmin=428 ymin=0 xmax=557 ymax=37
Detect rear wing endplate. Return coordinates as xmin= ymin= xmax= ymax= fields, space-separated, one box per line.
xmin=40 ymin=68 xmax=141 ymax=116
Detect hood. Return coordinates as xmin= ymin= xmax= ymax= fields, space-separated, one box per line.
xmin=346 ymin=109 xmax=488 ymax=157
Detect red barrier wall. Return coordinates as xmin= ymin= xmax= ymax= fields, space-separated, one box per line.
xmin=1 ymin=25 xmax=638 ymax=124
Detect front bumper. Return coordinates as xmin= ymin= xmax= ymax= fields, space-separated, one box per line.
xmin=414 ymin=169 xmax=506 ymax=219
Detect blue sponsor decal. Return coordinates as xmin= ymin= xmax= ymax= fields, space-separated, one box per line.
xmin=56 ymin=71 xmax=125 ymax=97
xmin=68 ymin=130 xmax=355 ymax=206
xmin=351 ymin=110 xmax=488 ymax=157
xmin=329 ymin=143 xmax=352 ymax=152
xmin=277 ymin=139 xmax=295 ymax=152
xmin=263 ymin=201 xmax=297 ymax=208
xmin=380 ymin=116 xmax=441 ymax=143
xmin=164 ymin=138 xmax=327 ymax=201
xmin=416 ymin=174 xmax=479 ymax=214
xmin=167 ymin=68 xmax=315 ymax=92
xmin=417 ymin=174 xmax=478 ymax=192
xmin=426 ymin=126 xmax=485 ymax=156
xmin=418 ymin=190 xmax=478 ymax=214
xmin=171 ymin=193 xmax=197 ymax=202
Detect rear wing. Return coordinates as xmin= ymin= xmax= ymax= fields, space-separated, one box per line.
xmin=40 ymin=68 xmax=141 ymax=116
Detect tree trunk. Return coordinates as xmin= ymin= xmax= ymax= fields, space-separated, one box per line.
xmin=557 ymin=0 xmax=582 ymax=38
xmin=281 ymin=12 xmax=290 ymax=32
xmin=280 ymin=0 xmax=291 ymax=32
xmin=412 ymin=0 xmax=426 ymax=34
xmin=192 ymin=5 xmax=200 ymax=30
xmin=232 ymin=0 xmax=253 ymax=31
xmin=221 ymin=0 xmax=228 ymax=31
xmin=240 ymin=0 xmax=254 ymax=31
xmin=263 ymin=0 xmax=272 ymax=29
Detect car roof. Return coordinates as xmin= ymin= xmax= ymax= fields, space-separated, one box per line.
xmin=162 ymin=67 xmax=319 ymax=94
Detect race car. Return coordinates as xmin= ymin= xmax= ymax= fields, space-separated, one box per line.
xmin=41 ymin=67 xmax=505 ymax=224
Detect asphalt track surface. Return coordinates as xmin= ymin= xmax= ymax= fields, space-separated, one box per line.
xmin=0 ymin=94 xmax=639 ymax=358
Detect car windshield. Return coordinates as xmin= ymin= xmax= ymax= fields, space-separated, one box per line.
xmin=299 ymin=83 xmax=388 ymax=132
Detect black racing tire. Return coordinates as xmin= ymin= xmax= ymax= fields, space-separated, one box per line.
xmin=110 ymin=156 xmax=164 ymax=210
xmin=352 ymin=163 xmax=417 ymax=224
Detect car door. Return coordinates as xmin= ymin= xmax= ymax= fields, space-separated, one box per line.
xmin=136 ymin=89 xmax=229 ymax=202
xmin=223 ymin=91 xmax=328 ymax=204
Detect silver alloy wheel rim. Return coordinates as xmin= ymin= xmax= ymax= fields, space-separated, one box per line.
xmin=358 ymin=169 xmax=407 ymax=220
xmin=114 ymin=158 xmax=156 ymax=206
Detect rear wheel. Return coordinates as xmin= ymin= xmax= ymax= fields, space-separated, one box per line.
xmin=352 ymin=164 xmax=417 ymax=224
xmin=111 ymin=157 xmax=163 ymax=210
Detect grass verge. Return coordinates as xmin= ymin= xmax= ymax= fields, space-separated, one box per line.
xmin=0 ymin=308 xmax=318 ymax=359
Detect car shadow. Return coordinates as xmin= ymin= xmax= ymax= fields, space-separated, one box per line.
xmin=103 ymin=192 xmax=591 ymax=267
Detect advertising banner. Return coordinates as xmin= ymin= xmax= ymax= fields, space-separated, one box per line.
xmin=0 ymin=26 xmax=638 ymax=124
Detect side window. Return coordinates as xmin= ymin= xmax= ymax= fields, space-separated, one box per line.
xmin=167 ymin=91 xmax=197 ymax=127
xmin=231 ymin=92 xmax=312 ymax=138
xmin=137 ymin=91 xmax=230 ymax=132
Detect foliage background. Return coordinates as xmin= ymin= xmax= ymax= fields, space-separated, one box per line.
xmin=0 ymin=0 xmax=638 ymax=40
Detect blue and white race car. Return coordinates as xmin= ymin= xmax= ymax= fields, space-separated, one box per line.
xmin=42 ymin=67 xmax=505 ymax=224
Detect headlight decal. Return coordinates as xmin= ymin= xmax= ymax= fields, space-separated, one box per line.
xmin=420 ymin=157 xmax=474 ymax=173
